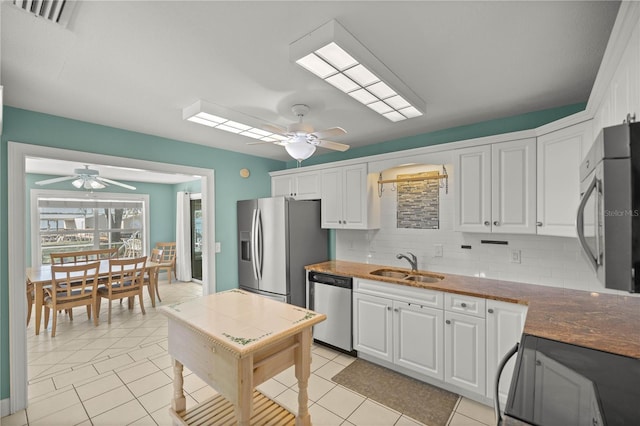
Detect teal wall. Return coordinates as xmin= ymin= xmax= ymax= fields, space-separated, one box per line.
xmin=0 ymin=106 xmax=285 ymax=400
xmin=287 ymin=103 xmax=586 ymax=168
xmin=0 ymin=102 xmax=585 ymax=402
xmin=25 ymin=173 xmax=176 ymax=266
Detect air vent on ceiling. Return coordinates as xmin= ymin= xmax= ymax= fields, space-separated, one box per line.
xmin=12 ymin=0 xmax=76 ymax=27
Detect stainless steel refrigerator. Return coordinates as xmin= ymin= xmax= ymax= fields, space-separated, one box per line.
xmin=237 ymin=197 xmax=328 ymax=307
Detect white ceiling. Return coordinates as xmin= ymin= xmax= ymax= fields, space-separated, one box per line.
xmin=2 ymin=1 xmax=620 ymax=164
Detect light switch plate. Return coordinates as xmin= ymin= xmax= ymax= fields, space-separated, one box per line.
xmin=215 ymin=242 xmax=221 ymax=253
xmin=434 ymin=244 xmax=443 ymax=257
xmin=510 ymin=249 xmax=521 ymax=263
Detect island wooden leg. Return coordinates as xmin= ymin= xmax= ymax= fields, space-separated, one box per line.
xmin=234 ymin=356 xmax=253 ymax=426
xmin=171 ymin=358 xmax=186 ymax=414
xmin=294 ymin=328 xmax=312 ymax=426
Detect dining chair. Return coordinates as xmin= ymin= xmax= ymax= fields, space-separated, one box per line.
xmin=26 ymin=280 xmax=34 ymax=326
xmin=97 ymin=256 xmax=147 ymax=324
xmin=143 ymin=248 xmax=163 ymax=306
xmin=155 ymin=242 xmax=177 ymax=283
xmin=43 ymin=261 xmax=101 ymax=337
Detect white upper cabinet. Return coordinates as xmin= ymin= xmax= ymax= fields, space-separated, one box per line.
xmin=321 ymin=163 xmax=380 ymax=229
xmin=455 ymin=138 xmax=536 ymax=234
xmin=537 ymin=121 xmax=592 ymax=237
xmin=271 ymin=171 xmax=321 ymax=200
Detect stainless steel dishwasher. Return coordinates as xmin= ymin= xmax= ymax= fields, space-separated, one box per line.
xmin=307 ymin=271 xmax=354 ymax=353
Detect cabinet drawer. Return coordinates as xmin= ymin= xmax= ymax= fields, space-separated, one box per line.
xmin=355 ymin=278 xmax=443 ymax=309
xmin=444 ymin=293 xmax=486 ymax=318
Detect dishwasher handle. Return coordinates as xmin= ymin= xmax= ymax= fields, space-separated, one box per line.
xmin=308 ymin=271 xmax=352 ymax=289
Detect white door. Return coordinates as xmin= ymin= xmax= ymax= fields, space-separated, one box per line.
xmin=343 ymin=164 xmax=367 ymax=229
xmin=454 ymin=145 xmax=492 ymax=232
xmin=486 ymin=300 xmax=527 ymax=404
xmin=444 ymin=311 xmax=486 ymax=395
xmin=321 ymin=168 xmax=344 ymax=228
xmin=353 ymin=292 xmax=393 ymax=361
xmin=537 ymin=123 xmax=588 ymax=237
xmin=394 ymin=301 xmax=444 ymax=379
xmin=492 ymin=138 xmax=536 ymax=234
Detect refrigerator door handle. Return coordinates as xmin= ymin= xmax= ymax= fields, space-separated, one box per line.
xmin=495 ymin=342 xmax=519 ymax=425
xmin=251 ymin=208 xmax=259 ymax=281
xmin=256 ymin=208 xmax=263 ymax=281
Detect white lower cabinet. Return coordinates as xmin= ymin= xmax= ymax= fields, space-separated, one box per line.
xmin=353 ymin=278 xmax=527 ymax=403
xmin=353 ymin=292 xmax=393 ymax=362
xmin=444 ymin=310 xmax=486 ymax=395
xmin=485 ymin=300 xmax=528 ymax=406
xmin=394 ymin=301 xmax=444 ymax=380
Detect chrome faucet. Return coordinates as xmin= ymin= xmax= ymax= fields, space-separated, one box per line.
xmin=397 ymin=252 xmax=418 ymax=272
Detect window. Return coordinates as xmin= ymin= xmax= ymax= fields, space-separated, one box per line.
xmin=31 ymin=190 xmax=149 ymax=266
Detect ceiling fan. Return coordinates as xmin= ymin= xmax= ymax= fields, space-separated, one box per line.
xmin=249 ymin=104 xmax=350 ymax=163
xmin=35 ymin=165 xmax=137 ymax=190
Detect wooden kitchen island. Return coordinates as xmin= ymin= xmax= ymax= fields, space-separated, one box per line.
xmin=160 ymin=289 xmax=326 ymax=426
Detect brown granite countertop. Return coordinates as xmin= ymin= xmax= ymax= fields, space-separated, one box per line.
xmin=306 ymin=260 xmax=640 ymax=359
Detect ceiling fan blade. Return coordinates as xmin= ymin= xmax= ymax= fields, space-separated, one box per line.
xmin=96 ymin=176 xmax=137 ymax=190
xmin=312 ymin=127 xmax=347 ymax=140
xmin=317 ymin=140 xmax=350 ymax=152
xmin=35 ymin=175 xmax=76 ymax=185
xmin=262 ymin=124 xmax=288 ymax=135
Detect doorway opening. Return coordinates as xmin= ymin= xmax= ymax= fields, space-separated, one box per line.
xmin=190 ymin=194 xmax=203 ymax=281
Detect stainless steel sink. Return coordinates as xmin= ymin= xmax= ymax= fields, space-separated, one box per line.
xmin=370 ymin=269 xmax=409 ymax=279
xmin=406 ymin=274 xmax=444 ymax=283
xmin=369 ymin=268 xmax=445 ymax=283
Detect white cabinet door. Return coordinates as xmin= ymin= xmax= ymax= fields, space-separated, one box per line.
xmin=485 ymin=300 xmax=527 ymax=404
xmin=444 ymin=311 xmax=486 ymax=395
xmin=343 ymin=164 xmax=367 ymax=228
xmin=454 ymin=145 xmax=492 ymax=232
xmin=271 ymin=172 xmax=321 ymax=199
xmin=321 ymin=163 xmax=378 ymax=229
xmin=320 ymin=167 xmax=344 ymax=228
xmin=294 ymin=171 xmax=321 ymax=200
xmin=537 ymin=122 xmax=591 ymax=237
xmin=393 ymin=301 xmax=444 ymax=380
xmin=271 ymin=175 xmax=294 ymax=198
xmin=492 ymin=138 xmax=537 ymax=234
xmin=353 ymin=292 xmax=393 ymax=362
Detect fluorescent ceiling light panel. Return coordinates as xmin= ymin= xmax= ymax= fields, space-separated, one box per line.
xmin=183 ymin=100 xmax=284 ymax=142
xmin=290 ymin=19 xmax=425 ymax=121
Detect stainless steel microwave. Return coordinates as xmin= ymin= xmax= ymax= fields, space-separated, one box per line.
xmin=577 ymin=121 xmax=640 ymax=293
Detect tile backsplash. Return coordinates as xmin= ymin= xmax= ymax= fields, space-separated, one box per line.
xmin=336 ymin=165 xmax=629 ymax=295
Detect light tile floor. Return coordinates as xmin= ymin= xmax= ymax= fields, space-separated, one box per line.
xmin=2 ymin=279 xmax=495 ymax=426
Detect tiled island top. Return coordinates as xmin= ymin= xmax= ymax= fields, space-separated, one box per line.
xmin=306 ymin=260 xmax=640 ymax=358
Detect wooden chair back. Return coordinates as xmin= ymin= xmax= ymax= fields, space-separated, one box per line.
xmin=155 ymin=242 xmax=177 ymax=283
xmin=50 ymin=247 xmax=118 ymax=265
xmin=105 ymin=256 xmax=147 ymax=295
xmin=150 ymin=248 xmax=163 ymax=263
xmin=49 ymin=261 xmax=101 ymax=303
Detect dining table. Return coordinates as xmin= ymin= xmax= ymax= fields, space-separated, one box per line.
xmin=26 ymin=258 xmax=162 ymax=335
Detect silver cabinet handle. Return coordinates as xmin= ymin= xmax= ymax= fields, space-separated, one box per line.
xmin=484 ymin=221 xmax=490 ymax=226
xmin=445 ymin=319 xmax=451 ymax=325
xmin=493 ymin=221 xmax=500 ymax=226
xmin=488 ymin=308 xmax=494 ymax=314
xmin=460 ymin=302 xmax=467 ymax=308
xmin=393 ymin=308 xmax=398 ymax=312
xmin=536 ymin=221 xmax=543 ymax=227
xmin=387 ymin=306 xmax=391 ymax=311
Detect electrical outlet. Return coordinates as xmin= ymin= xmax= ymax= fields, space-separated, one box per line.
xmin=510 ymin=249 xmax=521 ymax=264
xmin=434 ymin=244 xmax=443 ymax=257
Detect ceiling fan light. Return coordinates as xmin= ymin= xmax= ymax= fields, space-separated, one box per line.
xmin=285 ymin=141 xmax=316 ymax=161
xmin=89 ymin=179 xmax=106 ymax=189
xmin=296 ymin=53 xmax=337 ymax=79
xmin=316 ymin=42 xmax=357 ymax=70
xmin=72 ymin=178 xmax=84 ymax=188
